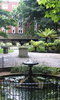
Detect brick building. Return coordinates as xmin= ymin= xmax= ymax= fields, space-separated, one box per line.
xmin=0 ymin=0 xmax=23 ymax=34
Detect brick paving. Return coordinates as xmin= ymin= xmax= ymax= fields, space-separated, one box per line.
xmin=0 ymin=50 xmax=60 ymax=68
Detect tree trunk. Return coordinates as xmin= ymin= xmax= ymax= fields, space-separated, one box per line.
xmin=35 ymin=47 xmax=37 ymax=52
xmin=45 ymin=37 xmax=48 ymax=52
xmin=45 ymin=37 xmax=48 ymax=43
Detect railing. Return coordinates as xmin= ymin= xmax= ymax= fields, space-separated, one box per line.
xmin=0 ymin=74 xmax=60 ymax=100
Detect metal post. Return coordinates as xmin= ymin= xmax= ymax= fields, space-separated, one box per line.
xmin=2 ymin=57 xmax=4 ymax=68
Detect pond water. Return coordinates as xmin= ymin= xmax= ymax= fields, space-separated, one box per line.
xmin=0 ymin=76 xmax=59 ymax=100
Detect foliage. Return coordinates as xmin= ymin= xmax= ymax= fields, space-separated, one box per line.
xmin=28 ymin=40 xmax=60 ymax=53
xmin=30 ymin=40 xmax=45 ymax=52
xmin=30 ymin=40 xmax=44 ymax=47
xmin=0 ymin=42 xmax=12 ymax=47
xmin=28 ymin=44 xmax=45 ymax=52
xmin=28 ymin=45 xmax=35 ymax=52
xmin=33 ymin=66 xmax=52 ymax=74
xmin=54 ymin=39 xmax=60 ymax=45
xmin=0 ymin=42 xmax=5 ymax=46
xmin=54 ymin=39 xmax=60 ymax=53
xmin=37 ymin=28 xmax=57 ymax=42
xmin=5 ymin=42 xmax=12 ymax=47
xmin=16 ymin=0 xmax=44 ymax=21
xmin=47 ymin=43 xmax=56 ymax=53
xmin=0 ymin=31 xmax=7 ymax=38
xmin=16 ymin=42 xmax=21 ymax=46
xmin=0 ymin=15 xmax=17 ymax=28
xmin=11 ymin=65 xmax=29 ymax=74
xmin=0 ymin=48 xmax=13 ymax=53
xmin=0 ymin=1 xmax=17 ymax=30
xmin=44 ymin=41 xmax=60 ymax=53
xmin=39 ymin=17 xmax=57 ymax=31
xmin=48 ymin=42 xmax=55 ymax=47
xmin=11 ymin=65 xmax=60 ymax=75
xmin=37 ymin=46 xmax=45 ymax=52
xmin=37 ymin=0 xmax=60 ymax=22
xmin=13 ymin=0 xmax=56 ymax=34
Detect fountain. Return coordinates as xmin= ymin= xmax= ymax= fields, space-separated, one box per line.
xmin=18 ymin=59 xmax=39 ymax=88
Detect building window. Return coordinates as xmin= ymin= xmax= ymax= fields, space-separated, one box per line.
xmin=13 ymin=30 xmax=14 ymax=33
xmin=18 ymin=30 xmax=23 ymax=34
xmin=12 ymin=26 xmax=15 ymax=33
xmin=21 ymin=30 xmax=22 ymax=33
xmin=2 ymin=27 xmax=5 ymax=32
xmin=19 ymin=30 xmax=20 ymax=33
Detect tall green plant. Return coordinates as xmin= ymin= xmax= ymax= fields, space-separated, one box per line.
xmin=37 ymin=28 xmax=57 ymax=42
xmin=30 ymin=40 xmax=45 ymax=51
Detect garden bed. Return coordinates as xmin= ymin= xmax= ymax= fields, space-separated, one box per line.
xmin=0 ymin=49 xmax=14 ymax=53
xmin=0 ymin=65 xmax=60 ymax=77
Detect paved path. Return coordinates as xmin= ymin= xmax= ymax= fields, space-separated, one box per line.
xmin=0 ymin=50 xmax=60 ymax=68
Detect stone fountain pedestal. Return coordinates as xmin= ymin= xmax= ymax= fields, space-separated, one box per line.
xmin=19 ymin=46 xmax=28 ymax=58
xmin=19 ymin=60 xmax=39 ymax=88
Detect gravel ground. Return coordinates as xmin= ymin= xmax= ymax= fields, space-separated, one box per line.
xmin=0 ymin=50 xmax=60 ymax=68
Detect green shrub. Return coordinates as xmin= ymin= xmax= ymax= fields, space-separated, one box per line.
xmin=48 ymin=43 xmax=55 ymax=46
xmin=23 ymin=43 xmax=29 ymax=46
xmin=0 ymin=42 xmax=5 ymax=47
xmin=30 ymin=40 xmax=40 ymax=47
xmin=44 ymin=43 xmax=56 ymax=53
xmin=0 ymin=31 xmax=7 ymax=38
xmin=33 ymin=66 xmax=60 ymax=75
xmin=37 ymin=46 xmax=45 ymax=52
xmin=30 ymin=40 xmax=45 ymax=52
xmin=11 ymin=65 xmax=60 ymax=75
xmin=16 ymin=42 xmax=21 ymax=46
xmin=47 ymin=43 xmax=56 ymax=53
xmin=11 ymin=66 xmax=29 ymax=73
xmin=54 ymin=39 xmax=60 ymax=53
xmin=32 ymin=66 xmax=52 ymax=74
xmin=48 ymin=46 xmax=56 ymax=53
xmin=30 ymin=40 xmax=45 ymax=47
xmin=0 ymin=42 xmax=12 ymax=47
xmin=54 ymin=39 xmax=60 ymax=45
xmin=28 ymin=45 xmax=35 ymax=52
xmin=6 ymin=42 xmax=12 ymax=47
xmin=38 ymin=41 xmax=45 ymax=46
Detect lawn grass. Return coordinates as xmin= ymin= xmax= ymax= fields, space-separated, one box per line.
xmin=0 ymin=49 xmax=14 ymax=53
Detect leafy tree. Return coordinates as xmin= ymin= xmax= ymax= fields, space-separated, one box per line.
xmin=37 ymin=0 xmax=60 ymax=23
xmin=14 ymin=0 xmax=51 ymax=35
xmin=13 ymin=0 xmax=59 ymax=35
xmin=0 ymin=1 xmax=17 ymax=31
xmin=0 ymin=31 xmax=7 ymax=38
xmin=0 ymin=14 xmax=16 ymax=28
xmin=37 ymin=28 xmax=57 ymax=42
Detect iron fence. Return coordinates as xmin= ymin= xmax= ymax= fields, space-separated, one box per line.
xmin=0 ymin=74 xmax=60 ymax=100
